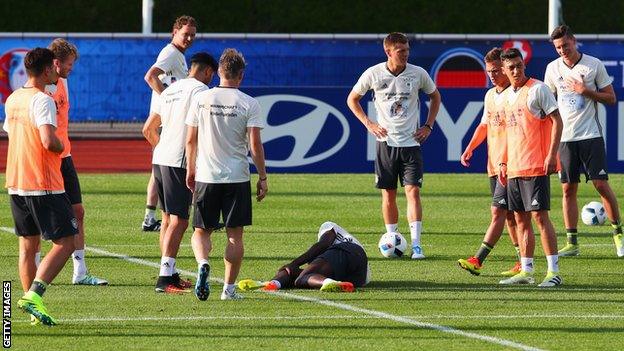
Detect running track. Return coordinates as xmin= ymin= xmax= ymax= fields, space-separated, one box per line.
xmin=0 ymin=139 xmax=152 ymax=172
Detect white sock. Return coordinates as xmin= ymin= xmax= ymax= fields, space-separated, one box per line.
xmin=197 ymin=259 xmax=209 ymax=269
xmin=223 ymin=284 xmax=236 ymax=294
xmin=159 ymin=256 xmax=175 ymax=276
xmin=269 ymin=280 xmax=281 ymax=289
xmin=72 ymin=249 xmax=87 ymax=278
xmin=144 ymin=208 xmax=156 ymax=222
xmin=520 ymin=257 xmax=534 ymax=273
xmin=322 ymin=278 xmax=337 ymax=286
xmin=34 ymin=252 xmax=41 ymax=268
xmin=546 ymin=255 xmax=559 ymax=273
xmin=409 ymin=221 xmax=422 ymax=247
xmin=385 ymin=223 xmax=398 ymax=233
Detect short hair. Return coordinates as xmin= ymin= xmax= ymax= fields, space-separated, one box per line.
xmin=219 ymin=48 xmax=246 ymax=80
xmin=24 ymin=48 xmax=55 ymax=77
xmin=48 ymin=38 xmax=79 ymax=62
xmin=484 ymin=47 xmax=502 ymax=63
xmin=173 ymin=15 xmax=196 ymax=31
xmin=190 ymin=52 xmax=218 ymax=72
xmin=500 ymin=48 xmax=524 ymax=62
xmin=383 ymin=32 xmax=409 ymax=48
xmin=550 ymin=25 xmax=574 ymax=41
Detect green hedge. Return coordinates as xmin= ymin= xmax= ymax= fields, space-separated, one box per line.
xmin=1 ymin=0 xmax=622 ymax=34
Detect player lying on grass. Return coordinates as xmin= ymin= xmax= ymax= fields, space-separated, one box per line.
xmin=238 ymin=222 xmax=371 ymax=293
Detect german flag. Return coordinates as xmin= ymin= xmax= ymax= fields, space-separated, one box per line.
xmin=434 ymin=55 xmax=487 ymax=88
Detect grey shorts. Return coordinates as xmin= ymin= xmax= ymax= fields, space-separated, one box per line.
xmin=153 ymin=164 xmax=192 ymax=219
xmin=507 ymin=176 xmax=551 ymax=212
xmin=559 ymin=137 xmax=608 ymax=183
xmin=489 ymin=176 xmax=509 ymax=209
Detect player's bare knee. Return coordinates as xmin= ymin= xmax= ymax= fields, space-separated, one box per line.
xmin=169 ymin=215 xmax=189 ymax=230
xmin=193 ymin=227 xmax=212 ymax=238
xmin=491 ymin=207 xmax=507 ymax=222
xmin=19 ymin=242 xmax=39 ymax=257
xmin=531 ymin=211 xmax=550 ymax=228
xmin=381 ymin=189 xmax=397 ymax=201
xmin=561 ymin=183 xmax=578 ymax=198
xmin=592 ymin=179 xmax=611 ymax=195
xmin=52 ymin=235 xmax=76 ymax=253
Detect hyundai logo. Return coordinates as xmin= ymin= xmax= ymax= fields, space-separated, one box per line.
xmin=254 ymin=94 xmax=350 ymax=167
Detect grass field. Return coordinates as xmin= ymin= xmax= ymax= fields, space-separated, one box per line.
xmin=1 ymin=173 xmax=623 ymax=351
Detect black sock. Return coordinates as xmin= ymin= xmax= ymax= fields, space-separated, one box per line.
xmin=29 ymin=279 xmax=48 ymax=297
xmin=475 ymin=242 xmax=493 ymax=264
xmin=566 ymin=228 xmax=578 ymax=245
xmin=612 ymin=221 xmax=622 ymax=235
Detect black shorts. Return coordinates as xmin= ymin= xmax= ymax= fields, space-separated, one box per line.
xmin=316 ymin=242 xmax=368 ymax=287
xmin=153 ymin=164 xmax=192 ymax=219
xmin=192 ymin=181 xmax=252 ymax=229
xmin=507 ymin=176 xmax=551 ymax=212
xmin=61 ymin=156 xmax=82 ymax=205
xmin=10 ymin=194 xmax=78 ymax=240
xmin=489 ymin=176 xmax=509 ymax=210
xmin=559 ymin=137 xmax=609 ymax=183
xmin=375 ymin=141 xmax=423 ymax=189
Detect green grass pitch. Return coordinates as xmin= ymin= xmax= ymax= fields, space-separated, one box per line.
xmin=1 ymin=173 xmax=623 ymax=350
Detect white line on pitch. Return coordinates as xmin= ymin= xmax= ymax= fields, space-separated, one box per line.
xmin=11 ymin=314 xmax=624 ymax=324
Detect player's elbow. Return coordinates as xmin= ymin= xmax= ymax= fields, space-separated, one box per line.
xmin=144 ymin=69 xmax=160 ymax=87
xmin=346 ymin=93 xmax=359 ymax=110
xmin=143 ymin=73 xmax=151 ymax=85
xmin=142 ymin=124 xmax=155 ymax=140
xmin=430 ymin=89 xmax=442 ymax=103
xmin=605 ymin=95 xmax=617 ymax=105
xmin=141 ymin=124 xmax=150 ymax=138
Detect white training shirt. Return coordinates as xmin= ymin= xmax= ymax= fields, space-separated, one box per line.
xmin=149 ymin=44 xmax=189 ymax=114
xmin=544 ymin=53 xmax=612 ymax=142
xmin=152 ymin=78 xmax=208 ymax=168
xmin=317 ymin=221 xmax=371 ymax=285
xmin=506 ymin=80 xmax=558 ymax=119
xmin=186 ymin=86 xmax=264 ymax=183
xmin=352 ymin=62 xmax=437 ymax=147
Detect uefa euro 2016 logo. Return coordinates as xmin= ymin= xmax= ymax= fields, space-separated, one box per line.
xmin=0 ymin=48 xmax=29 ymax=103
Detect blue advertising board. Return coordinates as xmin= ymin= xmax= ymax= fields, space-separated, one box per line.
xmin=1 ymin=35 xmax=624 ymax=173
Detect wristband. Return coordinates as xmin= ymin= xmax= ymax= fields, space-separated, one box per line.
xmin=424 ymin=124 xmax=433 ymax=131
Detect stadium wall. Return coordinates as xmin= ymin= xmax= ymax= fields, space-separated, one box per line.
xmin=1 ymin=34 xmax=624 ymax=173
